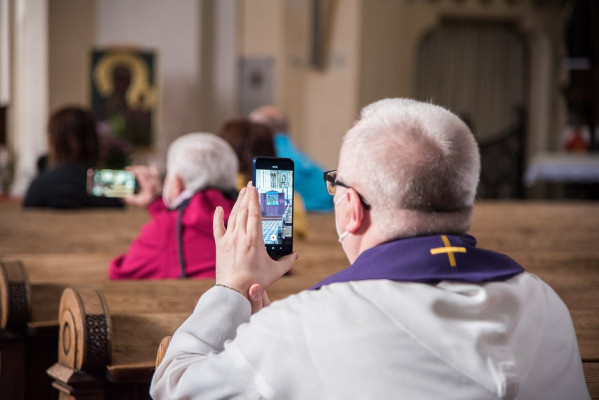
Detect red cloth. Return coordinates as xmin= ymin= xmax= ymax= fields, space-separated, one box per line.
xmin=109 ymin=189 xmax=235 ymax=280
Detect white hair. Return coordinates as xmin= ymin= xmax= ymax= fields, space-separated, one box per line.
xmin=166 ymin=133 xmax=238 ymax=193
xmin=338 ymin=98 xmax=480 ymax=240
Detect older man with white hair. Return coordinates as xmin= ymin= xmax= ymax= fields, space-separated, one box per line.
xmin=109 ymin=133 xmax=238 ymax=280
xmin=151 ymin=100 xmax=590 ymax=399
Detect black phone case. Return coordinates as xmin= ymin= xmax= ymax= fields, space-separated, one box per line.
xmin=252 ymin=157 xmax=294 ymax=259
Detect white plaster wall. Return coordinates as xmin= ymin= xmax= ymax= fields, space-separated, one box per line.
xmin=301 ymin=0 xmax=361 ymax=170
xmin=48 ymin=0 xmax=94 ymax=114
xmin=242 ymin=0 xmax=361 ymax=171
xmin=198 ymin=0 xmax=239 ymax=134
xmin=95 ymin=0 xmax=201 ymax=167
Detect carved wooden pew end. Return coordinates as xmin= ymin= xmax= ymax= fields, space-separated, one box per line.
xmin=0 ymin=258 xmax=31 ymax=332
xmin=155 ymin=335 xmax=172 ymax=368
xmin=58 ymin=287 xmax=112 ymax=372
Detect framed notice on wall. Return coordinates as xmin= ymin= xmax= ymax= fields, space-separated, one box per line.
xmin=90 ymin=47 xmax=157 ymax=149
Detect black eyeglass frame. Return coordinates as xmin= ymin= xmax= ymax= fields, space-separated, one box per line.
xmin=323 ymin=170 xmax=371 ymax=210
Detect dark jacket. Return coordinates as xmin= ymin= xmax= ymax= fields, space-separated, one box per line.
xmin=23 ymin=162 xmax=124 ymax=209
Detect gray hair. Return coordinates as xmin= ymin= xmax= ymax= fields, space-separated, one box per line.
xmin=166 ymin=133 xmax=238 ymax=193
xmin=338 ymin=98 xmax=480 ymax=240
xmin=248 ymin=105 xmax=289 ymax=134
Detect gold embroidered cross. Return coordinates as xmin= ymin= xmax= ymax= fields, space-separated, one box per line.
xmin=429 ymin=235 xmax=467 ymax=267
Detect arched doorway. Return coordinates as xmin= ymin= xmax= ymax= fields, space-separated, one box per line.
xmin=416 ymin=20 xmax=528 ymax=198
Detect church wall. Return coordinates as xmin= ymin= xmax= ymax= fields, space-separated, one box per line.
xmin=359 ymin=0 xmax=426 ymax=107
xmin=358 ymin=0 xmax=568 ymax=160
xmin=10 ymin=0 xmax=571 ymax=196
xmin=45 ymin=0 xmax=204 ymax=172
xmin=238 ymin=0 xmax=569 ymax=171
xmin=197 ymin=0 xmax=239 ymax=136
xmin=94 ymin=0 xmax=202 ymax=165
xmin=297 ymin=0 xmax=361 ymax=170
xmin=48 ymin=0 xmax=95 ymax=116
xmin=240 ymin=0 xmax=361 ymax=171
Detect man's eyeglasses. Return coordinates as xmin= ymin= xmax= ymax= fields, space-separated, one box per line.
xmin=323 ymin=170 xmax=371 ymax=210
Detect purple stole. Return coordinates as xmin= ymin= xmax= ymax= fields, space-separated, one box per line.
xmin=311 ymin=235 xmax=524 ymax=290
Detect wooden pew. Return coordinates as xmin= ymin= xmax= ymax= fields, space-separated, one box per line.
xmin=0 ymin=257 xmax=223 ymax=400
xmin=54 ymin=201 xmax=599 ymax=399
xmin=0 ymin=202 xmax=149 ymax=400
xmin=46 ymin=218 xmax=346 ymax=399
xmin=0 ymin=201 xmax=343 ymax=399
xmin=587 ymin=363 xmax=599 ymax=400
xmin=47 ymin=286 xmax=197 ymax=400
xmin=2 ymin=200 xmax=599 ymax=398
xmin=473 ymin=201 xmax=599 ymax=399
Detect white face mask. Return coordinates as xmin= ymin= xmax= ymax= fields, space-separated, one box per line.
xmin=164 ymin=176 xmax=195 ymax=210
xmin=334 ymin=193 xmax=349 ymax=243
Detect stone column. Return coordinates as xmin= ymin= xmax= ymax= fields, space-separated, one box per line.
xmin=11 ymin=0 xmax=48 ymax=196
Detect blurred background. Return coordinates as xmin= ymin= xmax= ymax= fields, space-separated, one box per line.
xmin=0 ymin=0 xmax=597 ymax=201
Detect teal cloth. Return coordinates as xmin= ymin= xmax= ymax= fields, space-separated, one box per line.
xmin=274 ymin=134 xmax=333 ymax=212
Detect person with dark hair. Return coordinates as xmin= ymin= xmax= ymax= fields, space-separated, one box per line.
xmin=23 ymin=106 xmax=123 ymax=208
xmin=218 ymin=118 xmax=307 ymax=238
xmin=219 ymin=119 xmax=276 ymax=182
xmin=249 ymin=105 xmax=333 ymax=212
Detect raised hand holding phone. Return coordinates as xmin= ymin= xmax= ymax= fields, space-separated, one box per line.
xmin=252 ymin=157 xmax=295 ymax=260
xmin=123 ymin=164 xmax=162 ymax=207
xmin=213 ymin=184 xmax=298 ymax=298
xmin=87 ymin=168 xmax=137 ymax=198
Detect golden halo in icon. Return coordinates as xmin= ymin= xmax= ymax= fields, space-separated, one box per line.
xmin=93 ymin=51 xmax=156 ymax=110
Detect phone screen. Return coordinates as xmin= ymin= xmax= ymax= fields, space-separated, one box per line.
xmin=252 ymin=157 xmax=294 ymax=259
xmin=87 ymin=169 xmax=136 ymax=198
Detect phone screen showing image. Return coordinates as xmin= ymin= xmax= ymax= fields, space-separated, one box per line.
xmin=87 ymin=169 xmax=136 ymax=198
xmin=252 ymin=157 xmax=294 ymax=259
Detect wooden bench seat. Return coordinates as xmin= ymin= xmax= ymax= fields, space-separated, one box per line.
xmin=0 ymin=259 xmax=212 ymax=400
xmin=1 ymin=200 xmax=598 ymax=398
xmin=0 ymin=204 xmax=343 ymax=400
xmin=586 ymin=363 xmax=599 ymax=400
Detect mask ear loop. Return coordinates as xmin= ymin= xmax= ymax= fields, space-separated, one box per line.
xmin=334 ymin=193 xmax=349 ymax=243
xmin=338 ymin=230 xmax=349 ymax=243
xmin=334 ymin=192 xmax=346 ymax=207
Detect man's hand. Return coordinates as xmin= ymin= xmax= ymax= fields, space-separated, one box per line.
xmin=124 ymin=164 xmax=162 ymax=207
xmin=213 ymin=184 xmax=298 ymax=298
xmin=249 ymin=283 xmax=271 ymax=314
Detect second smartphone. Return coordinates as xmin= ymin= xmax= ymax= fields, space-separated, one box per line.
xmin=252 ymin=157 xmax=294 ymax=260
xmin=86 ymin=168 xmax=137 ymax=198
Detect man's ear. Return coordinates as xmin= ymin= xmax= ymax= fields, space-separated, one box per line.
xmin=345 ymin=188 xmax=365 ymax=234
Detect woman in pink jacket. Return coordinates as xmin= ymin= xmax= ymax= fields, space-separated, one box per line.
xmin=109 ymin=133 xmax=238 ymax=279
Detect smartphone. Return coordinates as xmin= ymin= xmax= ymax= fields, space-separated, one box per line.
xmin=86 ymin=168 xmax=136 ymax=198
xmin=252 ymin=157 xmax=294 ymax=260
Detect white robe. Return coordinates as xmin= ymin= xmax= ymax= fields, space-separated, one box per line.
xmin=150 ymin=273 xmax=590 ymax=399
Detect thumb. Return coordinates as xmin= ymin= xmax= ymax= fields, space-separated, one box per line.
xmin=249 ymin=284 xmax=265 ymax=314
xmin=275 ymin=252 xmax=299 ymax=276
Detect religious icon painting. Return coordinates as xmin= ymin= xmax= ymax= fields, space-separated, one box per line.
xmin=90 ymin=47 xmax=157 ymax=153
